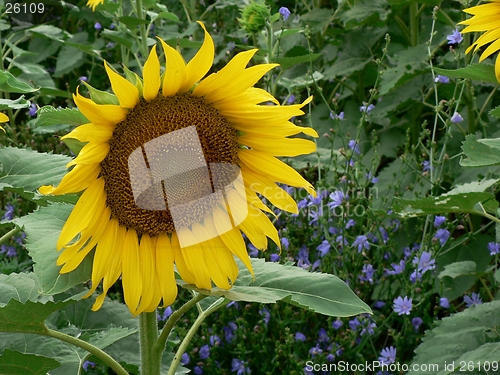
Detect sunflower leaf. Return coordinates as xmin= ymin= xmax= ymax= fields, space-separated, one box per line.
xmin=0 ymin=349 xmax=60 ymax=375
xmin=11 ymin=204 xmax=92 ymax=295
xmin=433 ymin=64 xmax=497 ymax=84
xmin=411 ymin=301 xmax=500 ymax=375
xmin=179 ymin=258 xmax=371 ymax=317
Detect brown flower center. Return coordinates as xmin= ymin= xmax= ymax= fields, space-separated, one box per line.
xmin=100 ymin=93 xmax=239 ymax=236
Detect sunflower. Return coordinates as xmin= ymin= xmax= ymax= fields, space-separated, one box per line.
xmin=86 ymin=0 xmax=103 ymax=11
xmin=40 ymin=22 xmax=317 ymax=316
xmin=0 ymin=112 xmax=8 ymax=132
xmin=459 ymin=0 xmax=500 ymax=82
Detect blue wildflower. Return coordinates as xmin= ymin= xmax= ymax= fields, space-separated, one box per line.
xmin=295 ymin=332 xmax=306 ymax=342
xmin=317 ymin=240 xmax=331 ymax=257
xmin=199 ymin=344 xmax=210 ymax=360
xmin=379 ymin=346 xmax=396 ymax=365
xmin=447 ymin=29 xmax=463 ymax=44
xmin=434 ymin=75 xmax=450 ymax=84
xmin=488 ymin=242 xmax=500 ymax=256
xmin=360 ymin=103 xmax=375 ymax=113
xmin=451 ymin=112 xmax=463 ymax=123
xmin=231 ymin=358 xmax=251 ymax=375
xmin=359 ymin=264 xmax=375 ymax=283
xmin=434 ymin=215 xmax=446 ymax=227
xmin=464 ymin=292 xmax=482 ymax=307
xmin=279 ymin=6 xmax=290 ymax=21
xmin=181 ymin=353 xmax=190 ymax=365
xmin=332 ymin=320 xmax=343 ymax=330
xmin=434 ymin=229 xmax=450 ymax=246
xmin=440 ymin=297 xmax=450 ymax=309
xmin=210 ymin=335 xmax=221 ymax=347
xmin=352 ymin=235 xmax=370 ymax=252
xmin=328 ymin=191 xmax=347 ymax=210
xmin=393 ymin=296 xmax=412 ymax=315
xmin=348 ymin=139 xmax=360 ymax=154
xmin=412 ymin=317 xmax=423 ymax=331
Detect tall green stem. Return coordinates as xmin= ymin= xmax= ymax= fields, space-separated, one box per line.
xmin=166 ymin=298 xmax=228 ymax=375
xmin=135 ymin=0 xmax=148 ymax=65
xmin=139 ymin=312 xmax=160 ymax=375
xmin=43 ymin=328 xmax=129 ymax=375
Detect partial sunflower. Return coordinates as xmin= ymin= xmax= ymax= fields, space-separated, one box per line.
xmin=459 ymin=0 xmax=500 ymax=82
xmin=0 ymin=112 xmax=8 ymax=132
xmin=40 ymin=22 xmax=317 ymax=316
xmin=86 ymin=0 xmax=103 ymax=11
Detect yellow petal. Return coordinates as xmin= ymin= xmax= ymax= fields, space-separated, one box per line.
xmin=496 ymin=54 xmax=500 ymax=83
xmin=217 ymin=223 xmax=254 ymax=276
xmin=61 ymin=123 xmax=114 ymax=143
xmin=66 ymin=142 xmax=109 ymax=168
xmin=122 ymin=228 xmax=142 ymax=315
xmin=179 ymin=226 xmax=212 ymax=290
xmin=73 ymin=90 xmax=128 ymax=126
xmin=238 ymin=149 xmax=316 ymax=196
xmin=178 ymin=21 xmax=214 ymax=93
xmin=159 ymin=38 xmax=187 ymax=97
xmin=104 ymin=61 xmax=140 ymax=109
xmin=193 ymin=49 xmax=258 ymax=97
xmin=39 ymin=163 xmax=100 ymax=196
xmin=136 ymin=234 xmax=162 ymax=313
xmin=171 ymin=232 xmax=197 ymax=285
xmin=242 ymin=167 xmax=298 ymax=213
xmin=0 ymin=113 xmax=8 ymax=123
xmin=238 ymin=134 xmax=316 ymax=157
xmin=156 ymin=233 xmax=178 ymax=307
xmin=143 ymin=45 xmax=161 ymax=101
xmin=57 ymin=178 xmax=106 ymax=250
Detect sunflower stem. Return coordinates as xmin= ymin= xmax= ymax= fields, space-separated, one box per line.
xmin=43 ymin=327 xmax=129 ymax=375
xmin=166 ymin=297 xmax=228 ymax=375
xmin=0 ymin=226 xmax=21 ymax=246
xmin=153 ymin=292 xmax=206 ymax=358
xmin=139 ymin=312 xmax=160 ymax=375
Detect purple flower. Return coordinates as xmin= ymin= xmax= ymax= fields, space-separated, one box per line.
xmin=106 ymin=42 xmax=115 ymax=49
xmin=332 ymin=320 xmax=343 ymax=330
xmin=386 ymin=260 xmax=405 ymax=275
xmin=348 ymin=139 xmax=360 ymax=154
xmin=464 ymin=292 xmax=482 ymax=307
xmin=488 ymin=242 xmax=500 ymax=256
xmin=259 ymin=307 xmax=270 ymax=325
xmin=440 ymin=297 xmax=450 ymax=309
xmin=279 ymin=6 xmax=290 ymax=21
xmin=78 ymin=76 xmax=88 ymax=82
xmin=227 ymin=41 xmax=236 ymax=51
xmin=223 ymin=322 xmax=238 ymax=343
xmin=360 ymin=321 xmax=376 ymax=336
xmin=194 ymin=366 xmax=203 ymax=375
xmin=210 ymin=335 xmax=220 ymax=347
xmin=0 ymin=244 xmax=16 ymax=257
xmin=393 ymin=296 xmax=412 ymax=315
xmin=199 ymin=344 xmax=210 ymax=360
xmin=248 ymin=243 xmax=259 ymax=258
xmin=352 ymin=235 xmax=370 ymax=252
xmin=422 ymin=160 xmax=432 ymax=172
xmin=2 ymin=203 xmax=15 ymax=220
xmin=28 ymin=103 xmax=37 ymax=117
xmin=434 ymin=229 xmax=450 ymax=246
xmin=373 ymin=301 xmax=385 ymax=309
xmin=270 ymin=253 xmax=280 ymax=262
xmin=434 ymin=75 xmax=450 ymax=84
xmin=82 ymin=361 xmax=96 ymax=371
xmin=434 ymin=215 xmax=446 ymax=227
xmin=327 ymin=353 xmax=335 ymax=362
xmin=379 ymin=346 xmax=396 ymax=365
xmin=328 ymin=191 xmax=347 ymax=210
xmin=309 ymin=344 xmax=323 ymax=358
xmin=317 ymin=240 xmax=331 ymax=257
xmin=359 ymin=264 xmax=375 ymax=283
xmin=317 ymin=327 xmax=329 ymax=342
xmin=330 ymin=111 xmax=344 ymax=120
xmin=412 ymin=317 xmax=423 ymax=331
xmin=295 ymin=331 xmax=306 ymax=342
xmin=414 ymin=251 xmax=435 ymax=274
xmin=451 ymin=111 xmax=463 ymax=123
xmin=349 ymin=318 xmax=360 ymax=330
xmin=157 ymin=306 xmax=173 ymax=321
xmin=360 ymin=103 xmax=375 ymax=113
xmin=379 ymin=227 xmax=389 ymax=243
xmin=297 ymin=198 xmax=308 ymax=210
xmin=336 ymin=235 xmax=348 ymax=247
xmin=410 ymin=270 xmax=422 ymax=283
xmin=181 ymin=353 xmax=190 ymax=365
xmin=345 ymin=219 xmax=356 ymax=229
xmin=308 ymin=206 xmax=323 ymax=225
xmin=231 ymin=358 xmax=251 ymax=375
xmin=226 ymin=301 xmax=240 ymax=309
xmin=94 ymin=22 xmax=102 ymax=30
xmin=281 ymin=236 xmax=290 ymax=250
xmin=447 ymin=29 xmax=463 ymax=44
xmin=109 ymin=23 xmax=115 ymax=29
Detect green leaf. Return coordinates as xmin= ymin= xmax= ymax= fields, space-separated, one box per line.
xmin=412 ymin=301 xmax=500 ymax=375
xmin=276 ymin=53 xmax=322 ymax=70
xmin=0 ymin=349 xmax=60 ymax=375
xmin=180 ymin=258 xmax=371 ymax=317
xmin=393 ymin=192 xmax=499 ymax=217
xmin=35 ymin=106 xmax=89 ymax=128
xmin=379 ymin=44 xmax=428 ymax=95
xmin=0 ymin=71 xmax=38 ymax=93
xmin=118 ymin=16 xmax=149 ymax=28
xmin=28 ymin=25 xmax=67 ymax=42
xmin=460 ymin=134 xmax=500 ymax=167
xmin=155 ymin=11 xmax=180 ymax=22
xmin=11 ymin=204 xmax=92 ymax=295
xmin=80 ymin=82 xmax=119 ymax=105
xmin=101 ymin=30 xmax=133 ymax=50
xmin=0 ymin=147 xmax=71 ymax=192
xmin=0 ymin=96 xmax=31 ymax=110
xmin=54 ymin=46 xmax=85 ymax=77
xmin=438 ymin=261 xmax=476 ymax=279
xmin=340 ymin=0 xmax=391 ymax=25
xmin=433 ymin=64 xmax=497 ymax=83
xmin=278 ymin=71 xmax=323 ymax=90
xmin=446 ymin=179 xmax=499 ymax=195
xmin=489 ymin=105 xmax=500 ymax=119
